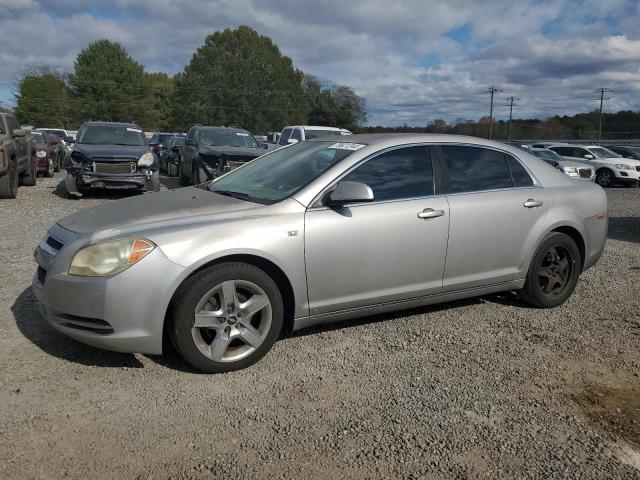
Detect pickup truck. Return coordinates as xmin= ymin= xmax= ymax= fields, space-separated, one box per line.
xmin=0 ymin=113 xmax=37 ymax=198
xmin=274 ymin=125 xmax=352 ymax=149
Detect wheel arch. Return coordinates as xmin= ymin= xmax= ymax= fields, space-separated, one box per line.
xmin=164 ymin=253 xmax=296 ymax=341
xmin=549 ymin=225 xmax=586 ymax=270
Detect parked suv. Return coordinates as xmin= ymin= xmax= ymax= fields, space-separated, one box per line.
xmin=64 ymin=121 xmax=160 ymax=197
xmin=548 ymin=144 xmax=640 ymax=187
xmin=0 ymin=113 xmax=37 ymax=198
xmin=180 ymin=125 xmax=267 ymax=186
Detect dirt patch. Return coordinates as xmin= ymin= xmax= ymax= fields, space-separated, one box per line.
xmin=571 ymin=382 xmax=640 ymax=448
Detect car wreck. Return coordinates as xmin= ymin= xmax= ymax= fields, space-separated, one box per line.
xmin=64 ymin=121 xmax=160 ymax=197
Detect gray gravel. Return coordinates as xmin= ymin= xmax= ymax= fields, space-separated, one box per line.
xmin=1 ymin=174 xmax=639 ymax=480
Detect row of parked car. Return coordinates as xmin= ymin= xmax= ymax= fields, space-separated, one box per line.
xmin=505 ymin=141 xmax=640 ymax=187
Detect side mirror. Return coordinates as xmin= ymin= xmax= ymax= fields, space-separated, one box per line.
xmin=287 ymin=138 xmax=299 ymax=145
xmin=262 ymin=143 xmax=269 ymax=149
xmin=13 ymin=128 xmax=27 ymax=137
xmin=583 ymin=154 xmax=594 ymax=160
xmin=325 ymin=181 xmax=374 ymax=207
xmin=64 ymin=136 xmax=75 ymax=143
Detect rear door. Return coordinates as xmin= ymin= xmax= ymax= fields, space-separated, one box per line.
xmin=437 ymin=145 xmax=550 ymax=291
xmin=304 ymin=145 xmax=450 ymax=315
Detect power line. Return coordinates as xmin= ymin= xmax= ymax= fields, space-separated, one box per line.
xmin=594 ymin=87 xmax=611 ymax=140
xmin=506 ymin=96 xmax=519 ymax=140
xmin=484 ymin=85 xmax=502 ymax=139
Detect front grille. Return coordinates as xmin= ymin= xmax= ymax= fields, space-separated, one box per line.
xmin=94 ymin=162 xmax=137 ymax=174
xmin=37 ymin=266 xmax=47 ymax=284
xmin=46 ymin=235 xmax=64 ymax=252
xmin=53 ymin=313 xmax=114 ymax=335
xmin=578 ymin=168 xmax=592 ymax=178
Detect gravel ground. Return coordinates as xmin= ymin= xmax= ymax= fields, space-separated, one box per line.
xmin=0 ymin=174 xmax=639 ymax=480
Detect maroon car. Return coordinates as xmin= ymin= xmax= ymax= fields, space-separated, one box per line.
xmin=32 ymin=131 xmax=61 ymax=177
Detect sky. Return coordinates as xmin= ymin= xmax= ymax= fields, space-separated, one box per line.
xmin=0 ymin=0 xmax=639 ymax=126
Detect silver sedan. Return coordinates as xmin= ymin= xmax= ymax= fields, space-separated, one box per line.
xmin=33 ymin=134 xmax=608 ymax=373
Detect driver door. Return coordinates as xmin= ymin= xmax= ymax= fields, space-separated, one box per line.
xmin=304 ymin=145 xmax=449 ymax=316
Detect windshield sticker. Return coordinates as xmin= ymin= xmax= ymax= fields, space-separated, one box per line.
xmin=328 ymin=142 xmax=366 ymax=151
xmin=236 ymin=132 xmax=249 ymax=136
xmin=127 ymin=128 xmax=142 ymax=133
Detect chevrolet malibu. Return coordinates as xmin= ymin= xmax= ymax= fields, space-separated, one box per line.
xmin=33 ymin=134 xmax=608 ymax=373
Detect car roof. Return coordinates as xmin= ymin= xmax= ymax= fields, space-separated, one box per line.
xmin=306 ymin=133 xmax=536 ymax=147
xmin=82 ymin=121 xmax=142 ymax=128
xmin=287 ymin=125 xmax=350 ymax=131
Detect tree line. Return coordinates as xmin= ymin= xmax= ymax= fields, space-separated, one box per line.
xmin=11 ymin=26 xmax=367 ymax=134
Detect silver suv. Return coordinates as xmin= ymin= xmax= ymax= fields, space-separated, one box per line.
xmin=33 ymin=135 xmax=608 ymax=373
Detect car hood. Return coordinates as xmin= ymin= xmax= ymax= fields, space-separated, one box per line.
xmin=596 ymin=156 xmax=640 ymax=166
xmin=199 ymin=144 xmax=264 ymax=158
xmin=57 ymin=187 xmax=263 ymax=235
xmin=73 ymin=144 xmax=149 ymax=160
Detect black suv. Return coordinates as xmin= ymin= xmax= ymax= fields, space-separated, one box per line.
xmin=65 ymin=121 xmax=160 ymax=197
xmin=180 ymin=125 xmax=267 ymax=186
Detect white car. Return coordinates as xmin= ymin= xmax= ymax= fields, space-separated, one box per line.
xmin=276 ymin=125 xmax=351 ymax=148
xmin=547 ymin=144 xmax=640 ymax=187
xmin=39 ymin=128 xmax=75 ymax=150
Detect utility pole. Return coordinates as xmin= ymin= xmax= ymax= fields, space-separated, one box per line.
xmin=485 ymin=85 xmax=502 ymax=139
xmin=594 ymin=87 xmax=611 ymax=140
xmin=506 ymin=96 xmax=519 ymax=140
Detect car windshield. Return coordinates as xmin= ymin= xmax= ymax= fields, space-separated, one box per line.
xmin=208 ymin=141 xmax=359 ymax=204
xmin=45 ymin=129 xmax=66 ymax=139
xmin=589 ymin=147 xmax=620 ymax=158
xmin=158 ymin=134 xmax=174 ymax=146
xmin=32 ymin=133 xmax=46 ymax=145
xmin=173 ymin=137 xmax=185 ymax=146
xmin=303 ymin=129 xmax=347 ymax=139
xmin=200 ymin=130 xmax=258 ymax=148
xmin=77 ymin=125 xmax=147 ymax=146
xmin=534 ymin=149 xmax=563 ymax=162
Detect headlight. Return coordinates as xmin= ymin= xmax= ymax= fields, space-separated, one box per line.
xmin=36 ymin=151 xmax=47 ymax=158
xmin=615 ymin=164 xmax=633 ymax=170
xmin=68 ymin=238 xmax=155 ymax=277
xmin=138 ymin=152 xmax=154 ymax=167
xmin=563 ymin=167 xmax=578 ymax=175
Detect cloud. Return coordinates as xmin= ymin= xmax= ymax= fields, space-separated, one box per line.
xmin=0 ymin=0 xmax=639 ymax=126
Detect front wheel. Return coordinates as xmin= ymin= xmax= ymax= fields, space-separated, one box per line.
xmin=169 ymin=263 xmax=284 ymax=373
xmin=22 ymin=154 xmax=37 ymax=186
xmin=519 ymin=232 xmax=581 ymax=308
xmin=595 ymin=169 xmax=614 ymax=188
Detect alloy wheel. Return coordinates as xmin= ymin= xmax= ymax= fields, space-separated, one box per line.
xmin=191 ymin=279 xmax=272 ymax=362
xmin=596 ymin=170 xmax=612 ymax=187
xmin=537 ymin=246 xmax=573 ymax=297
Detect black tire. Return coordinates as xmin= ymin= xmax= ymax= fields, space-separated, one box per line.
xmin=149 ymin=170 xmax=160 ymax=192
xmin=54 ymin=155 xmax=61 ymax=172
xmin=519 ymin=232 xmax=581 ymax=308
xmin=595 ymin=168 xmax=614 ymax=188
xmin=169 ymin=262 xmax=284 ymax=373
xmin=22 ymin=153 xmax=37 ymax=186
xmin=0 ymin=158 xmax=18 ymax=198
xmin=45 ymin=158 xmax=55 ymax=177
xmin=179 ymin=162 xmax=190 ymax=186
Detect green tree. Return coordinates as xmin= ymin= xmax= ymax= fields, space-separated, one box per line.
xmin=70 ymin=40 xmax=152 ymax=125
xmin=304 ymin=75 xmax=367 ymax=130
xmin=13 ymin=68 xmax=71 ymax=127
xmin=173 ymin=26 xmax=308 ymax=133
xmin=146 ymin=72 xmax=175 ymax=131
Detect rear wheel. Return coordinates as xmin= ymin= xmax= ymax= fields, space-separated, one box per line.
xmin=22 ymin=153 xmax=37 ymax=186
xmin=169 ymin=262 xmax=283 ymax=373
xmin=595 ymin=168 xmax=614 ymax=187
xmin=179 ymin=162 xmax=190 ymax=186
xmin=519 ymin=232 xmax=581 ymax=308
xmin=0 ymin=159 xmax=18 ymax=198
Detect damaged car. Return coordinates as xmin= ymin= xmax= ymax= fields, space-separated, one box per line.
xmin=64 ymin=121 xmax=160 ymax=197
xmin=180 ymin=125 xmax=267 ymax=186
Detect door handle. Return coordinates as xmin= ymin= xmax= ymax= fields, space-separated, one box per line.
xmin=417 ymin=208 xmax=445 ymax=219
xmin=523 ymin=199 xmax=544 ymax=208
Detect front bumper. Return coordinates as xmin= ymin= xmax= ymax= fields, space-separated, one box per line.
xmin=36 ymin=156 xmax=50 ymax=171
xmin=32 ymin=225 xmax=187 ymax=355
xmin=75 ymin=171 xmax=154 ymax=190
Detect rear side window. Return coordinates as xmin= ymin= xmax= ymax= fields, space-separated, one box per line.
xmin=341 ymin=146 xmax=433 ymax=202
xmin=506 ymin=155 xmax=534 ymax=187
xmin=440 ymin=146 xmax=512 ymax=194
xmin=550 ymin=147 xmax=573 ymax=156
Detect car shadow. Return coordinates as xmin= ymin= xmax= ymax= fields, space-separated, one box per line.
xmin=12 ymin=287 xmax=144 ymax=368
xmin=51 ymin=179 xmax=144 ymax=201
xmin=608 ymin=216 xmax=640 ymax=244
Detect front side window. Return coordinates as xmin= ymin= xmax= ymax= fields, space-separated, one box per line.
xmin=278 ymin=128 xmax=292 ymax=145
xmin=290 ymin=128 xmax=302 ymax=141
xmin=588 ymin=147 xmax=620 ymax=158
xmin=208 ymin=141 xmax=357 ymax=204
xmin=8 ymin=116 xmax=20 ymax=133
xmin=441 ymin=145 xmax=512 ymax=194
xmin=550 ymin=147 xmax=573 ymax=157
xmin=341 ymin=146 xmax=433 ymax=202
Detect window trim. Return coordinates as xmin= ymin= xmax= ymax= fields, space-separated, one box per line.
xmin=308 ymin=143 xmax=441 ymax=210
xmin=434 ymin=143 xmax=541 ymax=196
